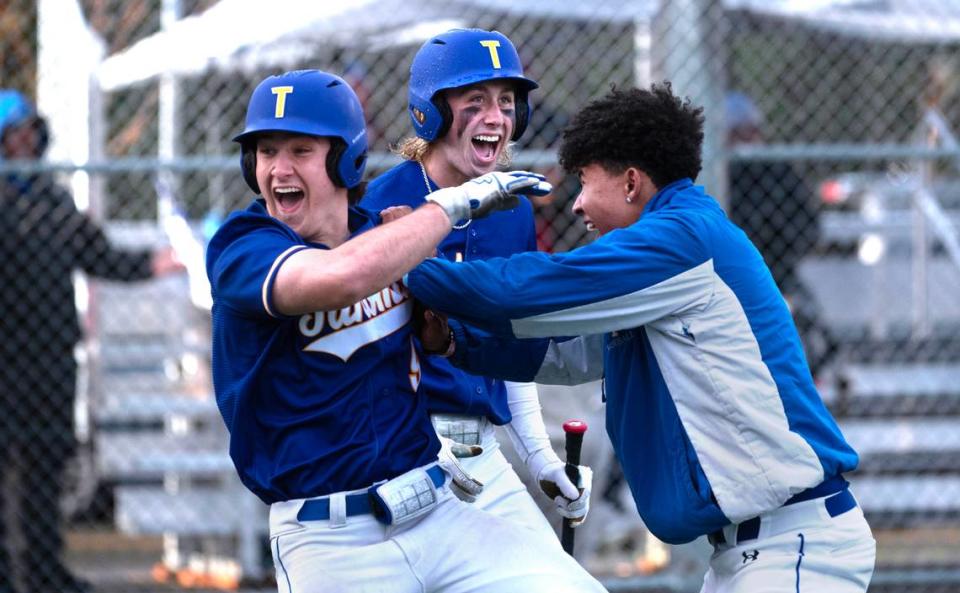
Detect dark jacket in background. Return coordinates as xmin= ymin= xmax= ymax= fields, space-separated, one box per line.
xmin=0 ymin=173 xmax=152 ymax=444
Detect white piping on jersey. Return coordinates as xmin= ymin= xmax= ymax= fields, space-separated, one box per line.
xmin=262 ymin=245 xmax=306 ymax=318
xmin=510 ymin=260 xmax=716 ymax=338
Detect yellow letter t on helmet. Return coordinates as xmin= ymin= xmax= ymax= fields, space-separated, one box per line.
xmin=272 ymin=86 xmax=294 ymax=118
xmin=479 ymin=40 xmax=502 ymax=69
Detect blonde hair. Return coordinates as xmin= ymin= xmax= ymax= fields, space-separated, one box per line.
xmin=393 ymin=136 xmax=513 ymax=168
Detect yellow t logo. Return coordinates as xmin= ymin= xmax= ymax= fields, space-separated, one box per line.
xmin=479 ymin=40 xmax=502 ymax=69
xmin=271 ymin=86 xmax=294 ymax=118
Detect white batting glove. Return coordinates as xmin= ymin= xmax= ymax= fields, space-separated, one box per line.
xmin=536 ymin=461 xmax=593 ymax=525
xmin=426 ymin=171 xmax=553 ymax=223
xmin=437 ymin=436 xmax=484 ymax=503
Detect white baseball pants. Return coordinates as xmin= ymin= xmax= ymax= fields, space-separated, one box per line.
xmin=455 ymin=418 xmax=561 ymax=544
xmin=269 ymin=463 xmax=606 ymax=593
xmin=699 ymin=491 xmax=875 ymax=593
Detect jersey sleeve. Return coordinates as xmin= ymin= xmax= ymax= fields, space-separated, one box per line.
xmin=407 ymin=213 xmax=715 ymax=338
xmin=207 ymin=218 xmax=308 ymax=319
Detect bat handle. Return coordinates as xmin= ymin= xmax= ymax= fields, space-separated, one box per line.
xmin=561 ymin=420 xmax=587 ymax=556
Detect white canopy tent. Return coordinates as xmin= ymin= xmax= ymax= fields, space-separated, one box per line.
xmin=92 ymin=0 xmax=960 ymax=93
xmin=96 ymin=0 xmax=468 ymax=92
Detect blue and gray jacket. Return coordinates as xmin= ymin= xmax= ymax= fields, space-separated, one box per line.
xmin=406 ymin=178 xmax=857 ymax=544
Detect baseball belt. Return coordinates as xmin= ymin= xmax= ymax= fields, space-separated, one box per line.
xmin=298 ymin=464 xmax=446 ymax=526
xmin=708 ymin=479 xmax=856 ymax=546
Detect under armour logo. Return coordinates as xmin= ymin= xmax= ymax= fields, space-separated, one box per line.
xmin=742 ymin=549 xmax=760 ymax=564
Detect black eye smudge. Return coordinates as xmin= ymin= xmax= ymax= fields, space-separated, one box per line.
xmin=456 ymin=106 xmax=483 ymax=138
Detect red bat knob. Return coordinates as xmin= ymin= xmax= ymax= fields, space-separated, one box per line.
xmin=563 ymin=420 xmax=588 ymax=435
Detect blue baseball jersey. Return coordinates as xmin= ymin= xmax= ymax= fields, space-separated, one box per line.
xmin=362 ymin=159 xmax=537 ymax=424
xmin=406 ymin=178 xmax=859 ymax=544
xmin=206 ymin=199 xmax=440 ymax=504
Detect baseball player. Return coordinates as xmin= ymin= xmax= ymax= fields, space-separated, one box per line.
xmin=206 ymin=69 xmax=607 ymax=593
xmin=361 ymin=28 xmax=590 ymax=540
xmin=405 ymin=83 xmax=876 ymax=592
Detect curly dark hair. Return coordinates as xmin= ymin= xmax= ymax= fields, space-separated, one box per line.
xmin=558 ymin=82 xmax=704 ymax=188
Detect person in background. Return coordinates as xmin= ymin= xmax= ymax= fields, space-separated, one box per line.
xmin=0 ymin=89 xmax=182 ymax=593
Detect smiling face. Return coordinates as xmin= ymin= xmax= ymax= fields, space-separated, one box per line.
xmin=572 ymin=163 xmax=651 ymax=236
xmin=425 ymin=80 xmax=516 ymax=187
xmin=255 ymin=132 xmax=348 ymax=244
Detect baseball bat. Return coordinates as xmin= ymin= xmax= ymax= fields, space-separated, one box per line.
xmin=561 ymin=419 xmax=588 ymax=556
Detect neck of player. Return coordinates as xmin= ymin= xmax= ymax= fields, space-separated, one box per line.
xmin=422 ymin=150 xmax=471 ymax=189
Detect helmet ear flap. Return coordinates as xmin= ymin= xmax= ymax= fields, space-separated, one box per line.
xmin=431 ymin=94 xmax=453 ymax=140
xmin=240 ymin=143 xmax=260 ymax=194
xmin=512 ymin=90 xmax=530 ymax=141
xmin=326 ymin=138 xmax=347 ymax=188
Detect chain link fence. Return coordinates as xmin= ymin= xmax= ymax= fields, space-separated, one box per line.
xmin=3 ymin=0 xmax=960 ymax=591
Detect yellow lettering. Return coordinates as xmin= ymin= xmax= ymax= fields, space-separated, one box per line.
xmin=409 ymin=337 xmax=421 ymax=392
xmin=479 ymin=40 xmax=502 ymax=69
xmin=271 ymin=86 xmax=294 ymax=118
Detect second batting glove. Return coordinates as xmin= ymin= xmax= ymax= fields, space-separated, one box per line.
xmin=437 ymin=436 xmax=484 ymax=503
xmin=537 ymin=461 xmax=593 ymax=525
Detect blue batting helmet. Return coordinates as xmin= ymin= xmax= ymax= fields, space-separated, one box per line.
xmin=408 ymin=29 xmax=538 ymax=142
xmin=234 ymin=69 xmax=368 ymax=192
xmin=0 ymin=90 xmax=49 ymax=160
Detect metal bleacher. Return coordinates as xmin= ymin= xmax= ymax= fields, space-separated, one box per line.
xmin=87 ymin=223 xmax=267 ymax=588
xmin=800 ymin=248 xmax=960 ymax=584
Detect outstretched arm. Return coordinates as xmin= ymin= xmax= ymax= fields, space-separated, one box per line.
xmin=274 ymin=171 xmax=551 ymax=315
xmin=407 ymin=216 xmax=714 ymax=339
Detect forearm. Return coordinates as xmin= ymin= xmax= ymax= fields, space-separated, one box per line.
xmin=502 ymin=381 xmax=559 ymax=480
xmin=274 ymin=203 xmax=450 ymax=314
xmin=407 ymin=220 xmax=714 ymax=339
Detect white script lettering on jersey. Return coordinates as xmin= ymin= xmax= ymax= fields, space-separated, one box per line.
xmin=299 ymin=282 xmax=412 ymax=361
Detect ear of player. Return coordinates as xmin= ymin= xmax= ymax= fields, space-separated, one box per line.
xmin=426 ymin=170 xmax=551 ymax=224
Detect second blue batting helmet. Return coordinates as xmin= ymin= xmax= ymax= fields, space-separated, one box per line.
xmin=234 ymin=69 xmax=368 ymax=192
xmin=408 ymin=29 xmax=539 ymax=142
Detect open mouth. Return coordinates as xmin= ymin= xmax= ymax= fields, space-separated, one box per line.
xmin=274 ymin=186 xmax=305 ymax=212
xmin=584 ymin=220 xmax=597 ymax=232
xmin=471 ymin=134 xmax=501 ymax=162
